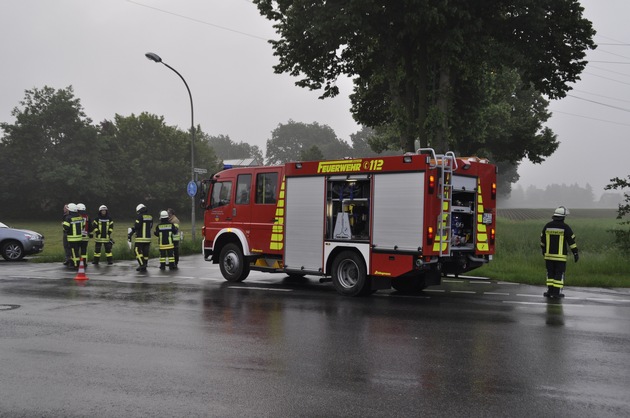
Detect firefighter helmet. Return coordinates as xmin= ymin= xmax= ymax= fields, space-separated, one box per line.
xmin=99 ymin=205 xmax=108 ymax=211
xmin=67 ymin=203 xmax=78 ymax=213
xmin=136 ymin=203 xmax=146 ymax=213
xmin=160 ymin=210 xmax=169 ymax=219
xmin=553 ymin=206 xmax=569 ymax=217
xmin=77 ymin=203 xmax=86 ymax=212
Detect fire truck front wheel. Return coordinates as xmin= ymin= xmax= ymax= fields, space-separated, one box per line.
xmin=331 ymin=251 xmax=370 ymax=297
xmin=219 ymin=243 xmax=250 ymax=282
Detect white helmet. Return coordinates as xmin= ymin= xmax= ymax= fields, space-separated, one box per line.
xmin=77 ymin=203 xmax=86 ymax=212
xmin=160 ymin=210 xmax=169 ymax=219
xmin=553 ymin=206 xmax=569 ymax=217
xmin=99 ymin=205 xmax=108 ymax=211
xmin=68 ymin=203 xmax=78 ymax=213
xmin=136 ymin=203 xmax=146 ymax=213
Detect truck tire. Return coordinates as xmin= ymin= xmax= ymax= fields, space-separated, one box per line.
xmin=331 ymin=250 xmax=370 ymax=296
xmin=219 ymin=243 xmax=250 ymax=282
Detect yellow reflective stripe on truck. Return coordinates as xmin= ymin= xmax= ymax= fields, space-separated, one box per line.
xmin=476 ymin=178 xmax=489 ymax=252
xmin=269 ymin=177 xmax=286 ymax=250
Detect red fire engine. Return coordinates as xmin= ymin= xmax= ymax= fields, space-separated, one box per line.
xmin=201 ymin=149 xmax=496 ymax=296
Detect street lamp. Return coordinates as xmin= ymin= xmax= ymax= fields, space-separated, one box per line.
xmin=145 ymin=52 xmax=197 ymax=242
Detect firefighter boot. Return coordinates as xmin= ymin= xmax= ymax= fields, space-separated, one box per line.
xmin=136 ymin=261 xmax=146 ymax=272
xmin=169 ymin=263 xmax=177 ymax=270
xmin=543 ymin=286 xmax=553 ymax=298
xmin=159 ymin=263 xmax=166 ymax=271
xmin=107 ymin=256 xmax=113 ymax=265
xmin=92 ymin=256 xmax=100 ymax=265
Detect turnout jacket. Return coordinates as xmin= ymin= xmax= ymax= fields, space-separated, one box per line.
xmin=540 ymin=218 xmax=578 ymax=262
xmin=63 ymin=214 xmax=85 ymax=243
xmin=169 ymin=215 xmax=181 ymax=242
xmin=92 ymin=214 xmax=114 ymax=243
xmin=130 ymin=214 xmax=153 ymax=243
xmin=154 ymin=221 xmax=178 ymax=250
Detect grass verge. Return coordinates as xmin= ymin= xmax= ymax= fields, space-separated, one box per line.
xmin=6 ymin=210 xmax=630 ymax=288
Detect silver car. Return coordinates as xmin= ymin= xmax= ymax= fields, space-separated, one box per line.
xmin=0 ymin=221 xmax=45 ymax=261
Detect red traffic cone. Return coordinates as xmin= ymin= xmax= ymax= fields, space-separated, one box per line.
xmin=74 ymin=258 xmax=89 ymax=281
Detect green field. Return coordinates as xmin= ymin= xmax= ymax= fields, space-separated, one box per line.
xmin=6 ymin=208 xmax=630 ymax=288
xmin=477 ymin=208 xmax=629 ymax=288
xmin=5 ymin=218 xmax=201 ymax=263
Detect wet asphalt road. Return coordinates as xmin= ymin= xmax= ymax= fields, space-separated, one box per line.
xmin=1 ymin=256 xmax=629 ymax=417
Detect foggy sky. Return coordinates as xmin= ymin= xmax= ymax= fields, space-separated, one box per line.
xmin=1 ymin=0 xmax=628 ymax=200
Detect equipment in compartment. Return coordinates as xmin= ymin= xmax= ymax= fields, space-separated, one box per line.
xmin=451 ymin=181 xmax=476 ymax=248
xmin=451 ymin=212 xmax=472 ymax=247
xmin=328 ymin=178 xmax=370 ymax=241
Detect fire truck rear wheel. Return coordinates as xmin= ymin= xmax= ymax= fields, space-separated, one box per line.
xmin=219 ymin=243 xmax=250 ymax=282
xmin=331 ymin=251 xmax=370 ymax=296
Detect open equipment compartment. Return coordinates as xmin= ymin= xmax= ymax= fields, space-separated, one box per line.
xmin=451 ymin=175 xmax=477 ymax=249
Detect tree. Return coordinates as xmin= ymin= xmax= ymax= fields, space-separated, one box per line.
xmin=0 ymin=86 xmax=101 ymax=217
xmin=253 ymin=0 xmax=595 ymax=154
xmin=205 ymin=134 xmax=264 ymax=164
xmin=300 ymin=145 xmax=324 ymax=161
xmin=265 ymin=120 xmax=351 ymax=164
xmin=99 ymin=113 xmax=219 ymax=216
xmin=349 ymin=126 xmax=399 ymax=157
xmin=605 ymin=176 xmax=630 ymax=254
xmin=495 ymin=161 xmax=520 ymax=199
xmin=451 ymin=67 xmax=558 ymax=164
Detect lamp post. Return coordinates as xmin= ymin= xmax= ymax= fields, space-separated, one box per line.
xmin=145 ymin=52 xmax=196 ymax=242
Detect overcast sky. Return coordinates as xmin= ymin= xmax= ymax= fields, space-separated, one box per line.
xmin=1 ymin=0 xmax=628 ymax=199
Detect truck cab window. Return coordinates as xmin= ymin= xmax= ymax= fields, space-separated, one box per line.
xmin=255 ymin=172 xmax=278 ymax=204
xmin=210 ymin=181 xmax=233 ymax=208
xmin=235 ymin=174 xmax=252 ymax=205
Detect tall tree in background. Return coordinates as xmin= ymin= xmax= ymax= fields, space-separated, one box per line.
xmin=0 ymin=86 xmax=219 ymax=218
xmin=0 ymin=86 xmax=101 ymax=216
xmin=605 ymin=176 xmax=630 ymax=254
xmin=253 ymin=0 xmax=595 ymax=157
xmin=265 ymin=120 xmax=351 ymax=164
xmin=205 ymin=134 xmax=264 ymax=163
xmin=99 ymin=113 xmax=219 ymax=215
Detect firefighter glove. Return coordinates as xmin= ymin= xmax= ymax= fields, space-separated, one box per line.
xmin=574 ymin=252 xmax=579 ymax=263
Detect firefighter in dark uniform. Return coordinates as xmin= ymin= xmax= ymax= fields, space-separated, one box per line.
xmin=92 ymin=205 xmax=114 ymax=265
xmin=541 ymin=206 xmax=579 ymax=299
xmin=62 ymin=203 xmax=72 ymax=265
xmin=154 ymin=210 xmax=178 ymax=270
xmin=77 ymin=203 xmax=92 ymax=265
xmin=167 ymin=208 xmax=181 ymax=267
xmin=128 ymin=203 xmax=153 ymax=272
xmin=62 ymin=203 xmax=85 ymax=269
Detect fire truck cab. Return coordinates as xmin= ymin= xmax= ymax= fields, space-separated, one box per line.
xmin=201 ymin=149 xmax=496 ymax=296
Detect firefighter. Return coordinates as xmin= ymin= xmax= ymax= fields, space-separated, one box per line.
xmin=540 ymin=206 xmax=579 ymax=299
xmin=77 ymin=203 xmax=92 ymax=265
xmin=62 ymin=203 xmax=72 ymax=266
xmin=128 ymin=203 xmax=153 ymax=272
xmin=167 ymin=208 xmax=181 ymax=267
xmin=92 ymin=205 xmax=114 ymax=265
xmin=154 ymin=210 xmax=178 ymax=270
xmin=62 ymin=203 xmax=84 ymax=269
